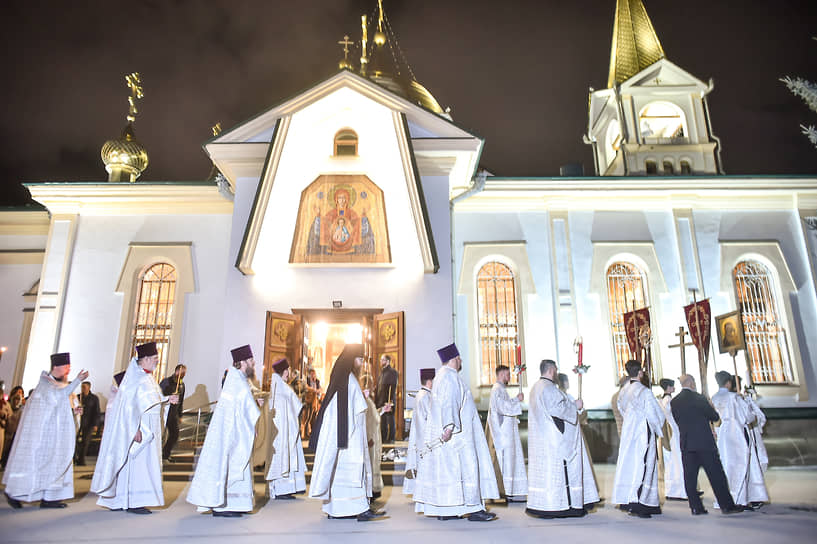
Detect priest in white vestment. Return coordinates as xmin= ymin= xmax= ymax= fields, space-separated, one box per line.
xmin=745 ymin=393 xmax=769 ymax=473
xmin=486 ymin=365 xmax=527 ymax=501
xmin=187 ymin=345 xmax=261 ymax=517
xmin=711 ymin=371 xmax=769 ymax=509
xmin=612 ymin=359 xmax=666 ymax=518
xmin=3 ymin=353 xmax=88 ymax=509
xmin=264 ymin=357 xmax=307 ymax=499
xmin=403 ymin=368 xmax=434 ymax=496
xmin=363 ymin=379 xmax=385 ymax=498
xmin=308 ymin=344 xmax=384 ymax=521
xmin=91 ymin=342 xmax=178 ymax=514
xmin=526 ymin=359 xmax=599 ymax=518
xmin=413 ymin=343 xmax=499 ymax=521
xmin=658 ymin=378 xmax=686 ymax=500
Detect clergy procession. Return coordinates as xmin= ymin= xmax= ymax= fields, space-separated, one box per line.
xmin=1 ymin=337 xmax=773 ymax=526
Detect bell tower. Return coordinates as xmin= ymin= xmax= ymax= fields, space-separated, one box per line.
xmin=585 ymin=0 xmax=723 ymax=176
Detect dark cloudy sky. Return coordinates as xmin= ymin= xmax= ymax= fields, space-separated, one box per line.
xmin=1 ymin=0 xmax=816 ymax=205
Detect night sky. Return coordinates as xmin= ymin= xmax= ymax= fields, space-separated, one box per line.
xmin=1 ymin=0 xmax=816 ymax=206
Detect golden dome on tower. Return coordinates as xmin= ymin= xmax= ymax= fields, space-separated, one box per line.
xmin=351 ymin=2 xmax=446 ymax=116
xmin=101 ymin=72 xmax=149 ymax=182
xmin=101 ymin=123 xmax=149 ymax=182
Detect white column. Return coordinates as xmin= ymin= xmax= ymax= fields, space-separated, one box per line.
xmin=22 ymin=214 xmax=78 ymax=390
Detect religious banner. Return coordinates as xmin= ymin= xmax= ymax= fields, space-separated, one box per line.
xmin=623 ymin=307 xmax=651 ymax=356
xmin=289 ymin=174 xmax=391 ymax=265
xmin=684 ymin=299 xmax=712 ymax=362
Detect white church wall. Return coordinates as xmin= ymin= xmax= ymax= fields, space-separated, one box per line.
xmin=578 ymin=210 xmax=691 ymax=408
xmin=452 ymin=210 xmax=556 ymax=408
xmin=54 ymin=213 xmax=232 ymax=410
xmin=217 ymin=89 xmax=454 ymax=410
xmin=0 ymin=263 xmax=41 ymax=387
xmin=694 ymin=210 xmax=817 ymax=406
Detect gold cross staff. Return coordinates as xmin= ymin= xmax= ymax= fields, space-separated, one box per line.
xmin=668 ymin=326 xmax=695 ymax=375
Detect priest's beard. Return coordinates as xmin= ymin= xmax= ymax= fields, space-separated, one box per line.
xmin=52 ymin=372 xmax=68 ymax=383
xmin=244 ymin=365 xmax=256 ymax=381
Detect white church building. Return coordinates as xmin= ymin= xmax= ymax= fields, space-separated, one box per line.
xmin=1 ymin=0 xmax=816 ymax=448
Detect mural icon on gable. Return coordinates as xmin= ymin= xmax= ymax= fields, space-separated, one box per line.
xmin=290 ymin=174 xmax=391 ymax=264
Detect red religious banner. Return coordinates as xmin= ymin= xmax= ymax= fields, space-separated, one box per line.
xmin=623 ymin=308 xmax=651 ymax=356
xmin=684 ymin=299 xmax=712 ymax=363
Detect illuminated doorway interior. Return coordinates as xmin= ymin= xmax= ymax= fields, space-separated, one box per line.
xmin=264 ymin=308 xmax=406 ymax=440
xmin=304 ymin=320 xmax=369 ymax=389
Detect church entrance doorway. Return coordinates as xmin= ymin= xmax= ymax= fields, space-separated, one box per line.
xmin=263 ymin=308 xmax=406 ymax=440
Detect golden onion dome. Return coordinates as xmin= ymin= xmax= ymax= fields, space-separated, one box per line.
xmin=101 ymin=123 xmax=149 ymax=181
xmin=368 ymin=72 xmax=444 ymax=114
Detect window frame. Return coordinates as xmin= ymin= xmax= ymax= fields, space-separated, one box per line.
xmin=638 ymin=100 xmax=689 ymax=143
xmin=475 ymin=260 xmax=520 ymax=387
xmin=605 ymin=261 xmax=650 ymax=379
xmin=114 ymin=243 xmax=195 ymax=379
xmin=129 ymin=262 xmax=178 ymax=379
xmin=719 ymin=242 xmax=807 ymax=400
xmin=333 ymin=128 xmax=358 ymax=157
xmin=590 ymin=243 xmax=667 ymax=389
xmin=732 ymin=259 xmax=793 ymax=385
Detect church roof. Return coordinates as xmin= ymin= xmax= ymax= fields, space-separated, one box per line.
xmin=607 ymin=0 xmax=665 ymax=88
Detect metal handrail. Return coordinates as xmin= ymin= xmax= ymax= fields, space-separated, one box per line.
xmin=181 ymin=400 xmax=218 ymax=447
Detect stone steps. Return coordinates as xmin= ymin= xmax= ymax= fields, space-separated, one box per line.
xmin=159 ymin=441 xmax=408 ymax=486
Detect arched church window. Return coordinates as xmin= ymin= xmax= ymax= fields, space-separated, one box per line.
xmin=645 ymin=160 xmax=658 ymax=175
xmin=639 ymin=101 xmax=686 ymax=143
xmin=663 ymin=160 xmax=675 ymax=175
xmin=680 ymin=160 xmax=692 ymax=174
xmin=477 ymin=261 xmax=519 ymax=386
xmin=131 ymin=262 xmax=177 ymax=378
xmin=606 ymin=261 xmax=649 ymax=379
xmin=733 ymin=260 xmax=792 ymax=384
xmin=334 ymin=129 xmax=358 ymax=156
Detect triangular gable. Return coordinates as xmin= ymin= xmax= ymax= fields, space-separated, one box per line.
xmin=204 ymin=70 xmax=483 ymax=199
xmin=207 ymin=70 xmax=476 ymax=147
xmin=621 ymin=58 xmax=708 ymax=91
xmin=233 ymin=89 xmax=441 ymax=275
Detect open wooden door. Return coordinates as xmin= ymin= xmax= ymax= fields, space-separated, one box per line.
xmin=264 ymin=311 xmax=303 ymax=392
xmin=372 ymin=311 xmax=405 ymax=440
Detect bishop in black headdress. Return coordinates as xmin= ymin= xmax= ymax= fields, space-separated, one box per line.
xmin=307 ymin=344 xmax=385 ymax=521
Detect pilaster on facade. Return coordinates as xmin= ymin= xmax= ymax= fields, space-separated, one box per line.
xmin=548 ymin=211 xmax=579 ymax=365
xmin=22 ymin=214 xmax=78 ymax=389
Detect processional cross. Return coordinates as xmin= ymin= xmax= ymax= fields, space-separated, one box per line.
xmin=668 ymin=326 xmax=694 ymax=375
xmin=125 ymin=72 xmax=144 ymax=123
xmin=338 ymin=35 xmax=354 ymax=64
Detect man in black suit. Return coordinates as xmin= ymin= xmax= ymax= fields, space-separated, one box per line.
xmin=376 ymin=354 xmax=398 ymax=443
xmin=75 ymin=381 xmax=100 ymax=466
xmin=670 ymin=374 xmax=744 ymax=515
xmin=159 ymin=364 xmax=186 ymax=462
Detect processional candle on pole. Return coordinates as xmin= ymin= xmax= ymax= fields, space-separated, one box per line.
xmin=572 ymin=336 xmax=590 ymax=401
xmin=514 ymin=345 xmax=527 ymax=391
